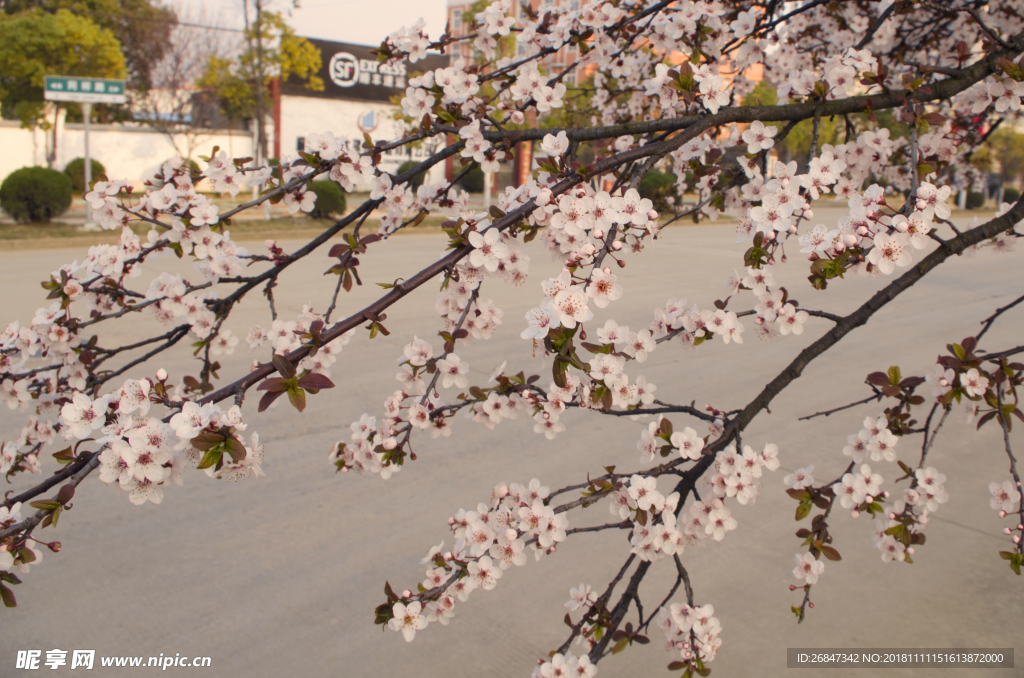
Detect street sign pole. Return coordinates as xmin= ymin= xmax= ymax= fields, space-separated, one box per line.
xmin=43 ymin=76 xmax=125 ymax=228
xmin=83 ymin=102 xmax=93 ymax=226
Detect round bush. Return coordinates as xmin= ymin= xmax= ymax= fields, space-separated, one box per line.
xmin=458 ymin=166 xmax=484 ymax=193
xmin=309 ymin=181 xmax=347 ymax=219
xmin=1002 ymin=187 xmax=1020 ymax=204
xmin=638 ymin=170 xmax=678 ymax=211
xmin=0 ymin=167 xmax=73 ymax=223
xmin=397 ymin=160 xmax=426 ymax=190
xmin=965 ymin=191 xmax=986 ymax=210
xmin=63 ymin=157 xmax=106 ymax=193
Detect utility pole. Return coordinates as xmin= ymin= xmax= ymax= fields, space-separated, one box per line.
xmin=255 ymin=0 xmax=266 ymax=166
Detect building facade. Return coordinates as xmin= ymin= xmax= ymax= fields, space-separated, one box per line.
xmin=275 ymin=39 xmax=450 ymax=188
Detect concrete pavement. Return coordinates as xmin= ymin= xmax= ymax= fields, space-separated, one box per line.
xmin=0 ymin=207 xmax=1021 ymax=677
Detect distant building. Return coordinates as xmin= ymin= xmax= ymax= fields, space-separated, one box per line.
xmin=274 ymin=39 xmax=450 ymax=186
xmin=446 ymin=0 xmax=583 ymax=85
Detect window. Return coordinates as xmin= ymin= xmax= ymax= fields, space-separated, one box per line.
xmin=296 ymin=137 xmax=305 ymax=152
xmin=452 ymin=9 xmax=461 ymax=30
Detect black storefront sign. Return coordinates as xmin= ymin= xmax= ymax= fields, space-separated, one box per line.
xmin=282 ymin=38 xmax=449 ymax=103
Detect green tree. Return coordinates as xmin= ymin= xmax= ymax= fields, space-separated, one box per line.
xmin=985 ymin=127 xmax=1024 ymax=201
xmin=199 ymin=2 xmax=322 ymax=163
xmin=0 ymin=8 xmax=125 ymax=165
xmin=2 ymin=0 xmax=177 ymax=95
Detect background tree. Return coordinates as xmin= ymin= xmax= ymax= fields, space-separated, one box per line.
xmin=1 ymin=0 xmax=177 ymax=98
xmin=199 ymin=0 xmax=323 ymax=163
xmin=985 ymin=126 xmax=1024 ymax=202
xmin=132 ymin=6 xmax=240 ymax=161
xmin=0 ymin=8 xmax=125 ymax=165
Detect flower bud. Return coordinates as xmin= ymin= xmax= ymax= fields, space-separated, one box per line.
xmin=1013 ymin=535 xmax=1021 ymax=544
xmin=611 ymin=241 xmax=623 ymax=251
xmin=850 ymin=509 xmax=860 ymax=519
xmin=787 ymin=224 xmax=798 ymax=235
xmin=593 ymin=228 xmax=604 ymax=240
xmin=402 ymin=589 xmax=412 ymax=598
xmin=1003 ymin=527 xmax=1012 ymax=535
xmin=907 ymin=547 xmax=915 ymax=554
xmin=511 ymin=111 xmax=525 ymax=124
xmin=754 ymin=316 xmax=764 ymax=325
xmin=804 ymin=209 xmax=814 ymax=219
xmin=856 ymin=225 xmax=870 ymax=236
xmin=156 ymin=368 xmax=168 ymax=381
xmin=808 ymin=602 xmax=814 ymax=608
xmin=494 ymin=482 xmax=509 ymax=498
xmin=647 ymin=209 xmax=659 ymax=220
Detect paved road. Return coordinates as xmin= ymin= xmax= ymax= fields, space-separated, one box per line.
xmin=1 ymin=208 xmax=1021 ymax=677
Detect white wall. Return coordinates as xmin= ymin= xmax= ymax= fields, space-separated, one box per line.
xmin=0 ymin=119 xmax=255 ymax=187
xmin=277 ymin=95 xmax=446 ymax=190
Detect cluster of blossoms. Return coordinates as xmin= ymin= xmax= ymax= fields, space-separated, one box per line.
xmin=653 ymin=602 xmax=723 ymax=666
xmin=247 ymin=305 xmax=355 ymax=377
xmin=384 ymin=479 xmax=566 ymax=643
xmin=0 ymin=502 xmax=48 ymax=579
xmin=64 ymin=380 xmax=265 ymax=505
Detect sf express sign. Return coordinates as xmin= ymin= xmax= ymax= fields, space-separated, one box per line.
xmin=329 ymin=52 xmax=407 ymax=90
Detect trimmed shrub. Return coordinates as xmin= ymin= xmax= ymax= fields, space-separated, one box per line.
xmin=458 ymin=166 xmax=485 ymax=193
xmin=966 ymin=191 xmax=986 ymax=210
xmin=63 ymin=157 xmax=106 ymax=193
xmin=1002 ymin=187 xmax=1020 ymax=204
xmin=0 ymin=167 xmax=73 ymax=223
xmin=309 ymin=181 xmax=346 ymax=219
xmin=397 ymin=160 xmax=426 ymax=190
xmin=638 ymin=170 xmax=678 ymax=211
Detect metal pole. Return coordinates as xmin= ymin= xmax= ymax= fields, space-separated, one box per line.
xmin=83 ymin=102 xmax=93 ymax=226
xmin=483 ymin=171 xmax=492 ymax=211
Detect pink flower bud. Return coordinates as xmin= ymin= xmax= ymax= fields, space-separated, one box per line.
xmin=844 ymin=233 xmax=858 ymax=247
xmin=787 ymin=224 xmax=798 ymax=235
xmin=494 ymin=482 xmax=509 ymax=498
xmin=511 ymin=111 xmax=525 ymax=124
xmin=856 ymin=226 xmax=870 ymax=236
xmin=647 ymin=209 xmax=658 ymax=220
xmin=907 ymin=547 xmax=915 ymax=554
xmin=1014 ymin=535 xmax=1021 ymax=544
xmin=593 ymin=229 xmax=604 ymax=240
xmin=156 ymin=368 xmax=168 ymax=381
xmin=754 ymin=316 xmax=764 ymax=325
xmin=804 ymin=209 xmax=814 ymax=219
xmin=850 ymin=509 xmax=860 ymax=519
xmin=402 ymin=589 xmax=412 ymax=598
xmin=611 ymin=241 xmax=623 ymax=251
xmin=808 ymin=602 xmax=814 ymax=608
xmin=1003 ymin=527 xmax=1012 ymax=535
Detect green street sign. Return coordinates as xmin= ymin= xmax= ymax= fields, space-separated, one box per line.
xmin=44 ymin=76 xmax=126 ymax=104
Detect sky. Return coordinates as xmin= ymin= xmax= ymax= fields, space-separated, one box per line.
xmin=170 ymin=0 xmax=448 ymax=48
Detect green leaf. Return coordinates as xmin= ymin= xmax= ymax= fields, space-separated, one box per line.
xmin=887 ymin=365 xmax=901 ymax=386
xmin=611 ymin=637 xmax=629 ymax=654
xmin=795 ymin=501 xmax=812 ymax=521
xmin=287 ymin=387 xmax=307 ymax=412
xmin=0 ymin=582 xmax=16 ymax=608
xmin=196 ymin=447 xmax=224 ymax=471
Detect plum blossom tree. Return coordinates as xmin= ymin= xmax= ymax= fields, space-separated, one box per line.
xmin=1 ymin=1 xmax=1024 ymax=675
